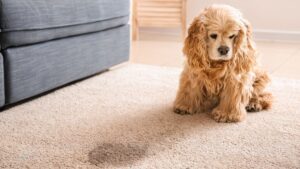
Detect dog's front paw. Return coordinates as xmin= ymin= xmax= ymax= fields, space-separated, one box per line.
xmin=246 ymin=101 xmax=262 ymax=112
xmin=173 ymin=104 xmax=195 ymax=115
xmin=211 ymin=108 xmax=246 ymax=123
xmin=174 ymin=108 xmax=192 ymax=115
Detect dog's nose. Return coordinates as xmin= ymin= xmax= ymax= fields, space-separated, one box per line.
xmin=218 ymin=46 xmax=230 ymax=56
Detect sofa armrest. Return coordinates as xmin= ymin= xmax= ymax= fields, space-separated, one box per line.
xmin=0 ymin=53 xmax=5 ymax=107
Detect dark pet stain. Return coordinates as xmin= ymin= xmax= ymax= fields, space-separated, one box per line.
xmin=88 ymin=143 xmax=148 ymax=167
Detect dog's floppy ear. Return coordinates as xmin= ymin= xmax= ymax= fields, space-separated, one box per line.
xmin=233 ymin=18 xmax=256 ymax=73
xmin=183 ymin=15 xmax=209 ymax=69
xmin=242 ymin=19 xmax=256 ymax=51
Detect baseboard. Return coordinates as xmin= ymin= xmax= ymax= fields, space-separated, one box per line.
xmin=253 ymin=29 xmax=300 ymax=42
xmin=139 ymin=28 xmax=300 ymax=42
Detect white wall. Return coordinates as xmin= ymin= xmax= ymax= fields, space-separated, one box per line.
xmin=187 ymin=0 xmax=300 ymax=41
xmin=134 ymin=0 xmax=300 ymax=41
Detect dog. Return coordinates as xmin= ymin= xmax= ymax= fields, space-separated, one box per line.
xmin=174 ymin=5 xmax=273 ymax=122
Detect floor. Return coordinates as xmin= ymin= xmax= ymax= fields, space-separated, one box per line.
xmin=131 ymin=32 xmax=300 ymax=79
xmin=1 ymin=64 xmax=299 ymax=168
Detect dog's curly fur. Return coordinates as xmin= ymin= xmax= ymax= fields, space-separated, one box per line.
xmin=174 ymin=5 xmax=273 ymax=122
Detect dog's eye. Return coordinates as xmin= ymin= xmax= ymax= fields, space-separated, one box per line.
xmin=210 ymin=34 xmax=218 ymax=39
xmin=229 ymin=35 xmax=236 ymax=39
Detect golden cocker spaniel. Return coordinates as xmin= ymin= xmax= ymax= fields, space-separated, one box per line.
xmin=174 ymin=5 xmax=273 ymax=122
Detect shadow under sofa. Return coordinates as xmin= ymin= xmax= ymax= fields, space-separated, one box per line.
xmin=0 ymin=0 xmax=130 ymax=108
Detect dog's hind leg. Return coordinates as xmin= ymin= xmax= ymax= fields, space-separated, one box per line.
xmin=246 ymin=70 xmax=273 ymax=112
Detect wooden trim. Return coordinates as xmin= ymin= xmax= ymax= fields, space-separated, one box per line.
xmin=181 ymin=0 xmax=187 ymax=40
xmin=140 ymin=0 xmax=182 ymax=2
xmin=132 ymin=0 xmax=187 ymax=40
xmin=132 ymin=0 xmax=139 ymax=40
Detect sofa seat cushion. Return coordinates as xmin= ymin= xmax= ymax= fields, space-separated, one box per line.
xmin=0 ymin=16 xmax=129 ymax=49
xmin=0 ymin=0 xmax=130 ymax=49
xmin=0 ymin=0 xmax=130 ymax=32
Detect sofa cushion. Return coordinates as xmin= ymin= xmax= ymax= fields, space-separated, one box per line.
xmin=0 ymin=16 xmax=129 ymax=49
xmin=0 ymin=53 xmax=4 ymax=107
xmin=0 ymin=0 xmax=130 ymax=32
xmin=3 ymin=25 xmax=129 ymax=104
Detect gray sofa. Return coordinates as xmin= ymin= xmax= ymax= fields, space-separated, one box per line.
xmin=0 ymin=0 xmax=130 ymax=108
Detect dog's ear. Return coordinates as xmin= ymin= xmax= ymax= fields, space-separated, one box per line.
xmin=243 ymin=19 xmax=256 ymax=51
xmin=233 ymin=18 xmax=256 ymax=73
xmin=183 ymin=15 xmax=209 ymax=69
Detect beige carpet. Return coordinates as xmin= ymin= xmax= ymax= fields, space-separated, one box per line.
xmin=0 ymin=64 xmax=299 ymax=169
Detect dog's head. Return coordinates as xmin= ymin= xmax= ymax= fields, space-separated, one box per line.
xmin=184 ymin=5 xmax=255 ymax=71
